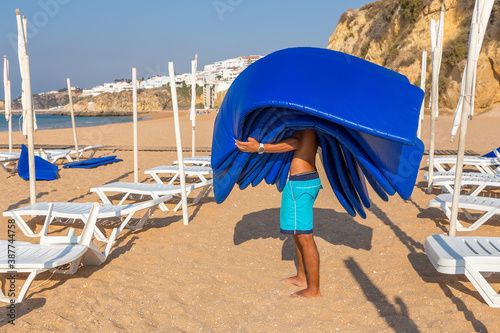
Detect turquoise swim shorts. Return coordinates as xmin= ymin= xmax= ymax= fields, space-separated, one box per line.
xmin=280 ymin=173 xmax=322 ymax=235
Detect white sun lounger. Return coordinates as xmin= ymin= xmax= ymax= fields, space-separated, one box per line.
xmin=145 ymin=165 xmax=213 ymax=184
xmin=0 ymin=203 xmax=105 ymax=303
xmin=43 ymin=145 xmax=103 ymax=163
xmin=90 ymin=180 xmax=213 ymax=212
xmin=173 ymin=155 xmax=211 ymax=167
xmin=1 ymin=150 xmax=71 ymax=165
xmin=424 ymin=172 xmax=500 ymax=196
xmin=0 ymin=152 xmax=20 ymax=159
xmin=36 ymin=148 xmax=72 ymax=164
xmin=428 ymin=155 xmax=500 ymax=174
xmin=3 ymin=195 xmax=172 ymax=257
xmin=426 ymin=234 xmax=500 ymax=308
xmin=429 ymin=194 xmax=500 ymax=231
xmin=0 ymin=155 xmax=20 ymax=173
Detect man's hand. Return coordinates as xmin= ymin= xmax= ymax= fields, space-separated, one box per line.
xmin=235 ymin=137 xmax=260 ymax=153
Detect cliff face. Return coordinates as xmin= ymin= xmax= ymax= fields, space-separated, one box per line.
xmin=328 ymin=0 xmax=500 ymax=113
xmin=65 ymin=85 xmax=203 ymax=113
xmin=2 ymin=85 xmax=203 ymax=113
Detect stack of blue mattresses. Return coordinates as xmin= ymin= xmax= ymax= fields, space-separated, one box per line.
xmin=211 ymin=47 xmax=425 ymax=218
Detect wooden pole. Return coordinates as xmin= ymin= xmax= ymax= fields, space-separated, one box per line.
xmin=417 ymin=49 xmax=427 ymax=139
xmin=427 ymin=10 xmax=444 ymax=193
xmin=191 ymin=54 xmax=198 ymax=158
xmin=427 ymin=45 xmax=439 ymax=194
xmin=24 ymin=55 xmax=36 ymax=205
xmin=4 ymin=56 xmax=12 ymax=152
xmin=67 ymin=78 xmax=79 ymax=161
xmin=169 ymin=62 xmax=189 ymax=225
xmin=449 ymin=22 xmax=479 ymax=237
xmin=8 ymin=80 xmax=11 ymax=152
xmin=132 ymin=68 xmax=138 ymax=183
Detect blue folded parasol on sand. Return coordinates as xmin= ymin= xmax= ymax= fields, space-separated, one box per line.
xmin=18 ymin=144 xmax=58 ymax=180
xmin=211 ymin=47 xmax=425 ymax=218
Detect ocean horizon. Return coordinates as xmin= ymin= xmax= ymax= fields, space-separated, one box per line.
xmin=0 ymin=114 xmax=149 ymax=132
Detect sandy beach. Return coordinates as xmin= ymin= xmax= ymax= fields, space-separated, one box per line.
xmin=0 ymin=106 xmax=500 ymax=332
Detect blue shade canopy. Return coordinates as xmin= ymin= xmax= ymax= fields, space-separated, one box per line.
xmin=211 ymin=47 xmax=425 ymax=218
xmin=18 ymin=144 xmax=58 ymax=181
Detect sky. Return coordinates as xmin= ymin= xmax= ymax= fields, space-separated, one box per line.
xmin=0 ymin=0 xmax=367 ymax=100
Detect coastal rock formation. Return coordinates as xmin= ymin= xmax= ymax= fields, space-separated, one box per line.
xmin=1 ymin=85 xmax=203 ymax=114
xmin=328 ymin=0 xmax=500 ymax=113
xmin=64 ymin=86 xmax=203 ymax=113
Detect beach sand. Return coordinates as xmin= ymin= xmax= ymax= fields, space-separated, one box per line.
xmin=0 ymin=107 xmax=500 ymax=331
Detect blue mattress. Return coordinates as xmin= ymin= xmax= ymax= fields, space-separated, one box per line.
xmin=211 ymin=47 xmax=425 ymax=217
xmin=63 ymin=156 xmax=122 ymax=169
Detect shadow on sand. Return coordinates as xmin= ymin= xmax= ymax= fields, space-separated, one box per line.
xmin=233 ymin=207 xmax=373 ymax=260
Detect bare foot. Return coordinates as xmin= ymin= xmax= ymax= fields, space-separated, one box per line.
xmin=290 ymin=289 xmax=321 ymax=298
xmin=280 ymin=276 xmax=307 ymax=287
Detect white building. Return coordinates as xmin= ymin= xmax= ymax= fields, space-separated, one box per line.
xmin=80 ymin=55 xmax=263 ymax=99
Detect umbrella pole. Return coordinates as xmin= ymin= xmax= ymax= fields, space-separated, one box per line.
xmin=191 ymin=54 xmax=197 ymax=158
xmin=8 ymin=110 xmax=12 ymax=152
xmin=169 ymin=62 xmax=189 ymax=225
xmin=67 ymin=78 xmax=79 ymax=161
xmin=417 ymin=48 xmax=427 ymax=139
xmin=24 ymin=55 xmax=36 ymax=205
xmin=132 ymin=68 xmax=138 ymax=183
xmin=427 ymin=49 xmax=439 ymax=194
xmin=4 ymin=57 xmax=12 ymax=152
xmin=449 ymin=22 xmax=479 ymax=236
xmin=7 ymin=80 xmax=12 ymax=153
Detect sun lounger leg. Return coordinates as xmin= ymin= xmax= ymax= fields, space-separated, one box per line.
xmin=150 ymin=172 xmax=164 ymax=184
xmin=130 ymin=205 xmax=158 ymax=231
xmin=464 ymin=259 xmax=500 ymax=308
xmin=150 ymin=193 xmax=169 ymax=212
xmin=81 ymin=215 xmax=109 ymax=242
xmin=94 ymin=189 xmax=112 ymax=204
xmin=168 ymin=173 xmax=179 ymax=185
xmin=0 ymin=270 xmax=43 ymax=303
xmin=193 ymin=185 xmax=211 ymax=203
xmin=10 ymin=212 xmax=41 ymax=238
xmin=51 ymin=257 xmax=83 ymax=275
xmin=469 ymin=184 xmax=487 ymax=196
xmin=118 ymin=192 xmax=132 ymax=206
xmin=458 ymin=210 xmax=498 ymax=231
xmin=104 ymin=228 xmax=119 ymax=258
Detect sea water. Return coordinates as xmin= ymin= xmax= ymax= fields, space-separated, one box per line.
xmin=0 ymin=114 xmax=149 ymax=132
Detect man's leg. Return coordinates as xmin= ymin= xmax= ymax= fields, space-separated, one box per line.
xmin=291 ymin=233 xmax=321 ymax=298
xmin=281 ymin=235 xmax=307 ymax=287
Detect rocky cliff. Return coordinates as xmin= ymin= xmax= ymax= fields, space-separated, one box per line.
xmin=328 ymin=0 xmax=500 ymax=113
xmin=2 ymin=85 xmax=203 ymax=114
xmin=68 ymin=85 xmax=203 ymax=113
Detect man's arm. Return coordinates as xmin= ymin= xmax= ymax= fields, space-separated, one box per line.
xmin=235 ymin=134 xmax=301 ymax=153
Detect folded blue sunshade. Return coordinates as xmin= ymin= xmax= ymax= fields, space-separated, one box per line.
xmin=63 ymin=156 xmax=122 ymax=169
xmin=211 ymin=47 xmax=425 ymax=218
xmin=18 ymin=144 xmax=58 ymax=180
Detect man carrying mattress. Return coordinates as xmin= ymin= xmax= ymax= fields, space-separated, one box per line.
xmin=236 ymin=129 xmax=323 ymax=298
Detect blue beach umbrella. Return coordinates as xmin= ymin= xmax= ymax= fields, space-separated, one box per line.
xmin=211 ymin=47 xmax=425 ymax=218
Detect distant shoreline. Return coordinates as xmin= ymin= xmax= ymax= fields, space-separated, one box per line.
xmin=5 ymin=109 xmax=193 ymax=117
